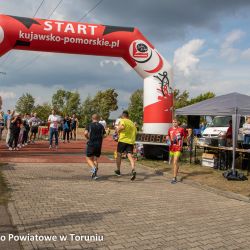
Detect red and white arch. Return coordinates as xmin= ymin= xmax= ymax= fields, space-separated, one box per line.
xmin=0 ymin=14 xmax=173 ymax=134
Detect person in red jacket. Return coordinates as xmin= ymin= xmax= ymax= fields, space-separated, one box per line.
xmin=166 ymin=118 xmax=185 ymax=184
xmin=225 ymin=120 xmax=232 ymax=146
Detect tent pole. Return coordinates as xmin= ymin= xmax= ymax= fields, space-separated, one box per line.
xmin=232 ymin=108 xmax=238 ymax=172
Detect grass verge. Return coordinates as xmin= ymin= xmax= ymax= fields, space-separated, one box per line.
xmin=137 ymin=157 xmax=250 ymax=198
xmin=0 ymin=164 xmax=10 ymax=205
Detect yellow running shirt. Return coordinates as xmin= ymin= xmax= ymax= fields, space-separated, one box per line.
xmin=118 ymin=118 xmax=137 ymax=145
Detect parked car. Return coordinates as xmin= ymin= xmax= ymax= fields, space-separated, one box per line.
xmin=202 ymin=116 xmax=245 ymax=141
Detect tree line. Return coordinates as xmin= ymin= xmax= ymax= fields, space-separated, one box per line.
xmin=15 ymin=89 xmax=118 ymax=127
xmin=14 ymin=89 xmax=215 ymax=127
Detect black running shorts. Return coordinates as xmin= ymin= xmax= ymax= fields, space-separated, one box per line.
xmin=86 ymin=142 xmax=102 ymax=157
xmin=117 ymin=141 xmax=134 ymax=154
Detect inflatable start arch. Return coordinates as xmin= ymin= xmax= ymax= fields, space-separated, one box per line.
xmin=0 ymin=14 xmax=173 ymax=134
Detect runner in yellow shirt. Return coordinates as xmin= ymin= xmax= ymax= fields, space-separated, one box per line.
xmin=114 ymin=110 xmax=137 ymax=180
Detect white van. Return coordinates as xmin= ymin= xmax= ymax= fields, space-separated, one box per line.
xmin=202 ymin=116 xmax=245 ymax=140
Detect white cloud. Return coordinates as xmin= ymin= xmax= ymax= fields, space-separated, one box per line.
xmin=173 ymin=39 xmax=205 ymax=77
xmin=0 ymin=91 xmax=16 ymax=99
xmin=222 ymin=30 xmax=245 ymax=48
xmin=100 ymin=59 xmax=132 ymax=72
xmin=220 ymin=30 xmax=245 ymax=62
xmin=241 ymin=48 xmax=250 ymax=60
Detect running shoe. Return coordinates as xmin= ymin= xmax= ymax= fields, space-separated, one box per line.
xmin=171 ymin=178 xmax=177 ymax=184
xmin=131 ymin=170 xmax=136 ymax=181
xmin=114 ymin=169 xmax=121 ymax=176
xmin=94 ymin=167 xmax=98 ymax=179
xmin=91 ymin=167 xmax=97 ymax=179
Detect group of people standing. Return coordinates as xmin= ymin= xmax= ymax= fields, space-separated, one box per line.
xmin=47 ymin=110 xmax=79 ymax=149
xmin=0 ymin=109 xmax=79 ymax=151
xmin=3 ymin=111 xmax=42 ymax=151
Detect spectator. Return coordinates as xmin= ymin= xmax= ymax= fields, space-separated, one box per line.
xmin=112 ymin=116 xmax=121 ymax=142
xmin=0 ymin=111 xmax=4 ymax=140
xmin=63 ymin=114 xmax=71 ymax=143
xmin=17 ymin=114 xmax=25 ymax=148
xmin=22 ymin=113 xmax=30 ymax=146
xmin=29 ymin=113 xmax=41 ymax=144
xmin=200 ymin=122 xmax=206 ymax=135
xmin=48 ymin=110 xmax=60 ymax=149
xmin=70 ymin=113 xmax=79 ymax=140
xmin=225 ymin=120 xmax=232 ymax=146
xmin=5 ymin=110 xmax=14 ymax=147
xmin=242 ymin=116 xmax=250 ymax=144
xmin=9 ymin=114 xmax=22 ymax=151
xmin=99 ymin=117 xmax=107 ymax=129
xmin=58 ymin=119 xmax=63 ymax=140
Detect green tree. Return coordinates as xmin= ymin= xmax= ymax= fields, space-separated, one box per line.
xmin=174 ymin=89 xmax=215 ymax=124
xmin=189 ymin=91 xmax=215 ymax=105
xmin=174 ymin=89 xmax=190 ymax=109
xmin=128 ymin=89 xmax=143 ymax=126
xmin=52 ymin=89 xmax=81 ymax=116
xmin=79 ymin=89 xmax=118 ymax=127
xmin=15 ymin=93 xmax=35 ymax=114
xmin=80 ymin=95 xmax=96 ymax=127
xmin=92 ymin=89 xmax=118 ymax=120
xmin=174 ymin=89 xmax=215 ymax=109
xmin=33 ymin=103 xmax=52 ymax=122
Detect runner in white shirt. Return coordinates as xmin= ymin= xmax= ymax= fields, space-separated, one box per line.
xmin=48 ymin=110 xmax=60 ymax=149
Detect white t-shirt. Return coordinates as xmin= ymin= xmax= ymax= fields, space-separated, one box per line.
xmin=115 ymin=118 xmax=121 ymax=128
xmin=48 ymin=115 xmax=60 ymax=129
xmin=243 ymin=123 xmax=250 ymax=135
xmin=99 ymin=119 xmax=107 ymax=128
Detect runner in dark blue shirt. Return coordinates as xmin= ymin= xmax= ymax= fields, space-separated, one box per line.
xmin=84 ymin=114 xmax=106 ymax=179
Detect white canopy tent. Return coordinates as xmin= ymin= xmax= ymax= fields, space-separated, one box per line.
xmin=175 ymin=92 xmax=250 ymax=171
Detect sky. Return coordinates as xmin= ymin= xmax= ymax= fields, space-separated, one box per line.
xmin=1 ymin=0 xmax=250 ymax=118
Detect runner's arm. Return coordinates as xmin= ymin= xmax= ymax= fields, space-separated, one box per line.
xmin=117 ymin=124 xmax=125 ymax=133
xmin=84 ymin=124 xmax=90 ymax=139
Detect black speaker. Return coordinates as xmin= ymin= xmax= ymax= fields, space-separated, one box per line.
xmin=187 ymin=116 xmax=200 ymax=129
